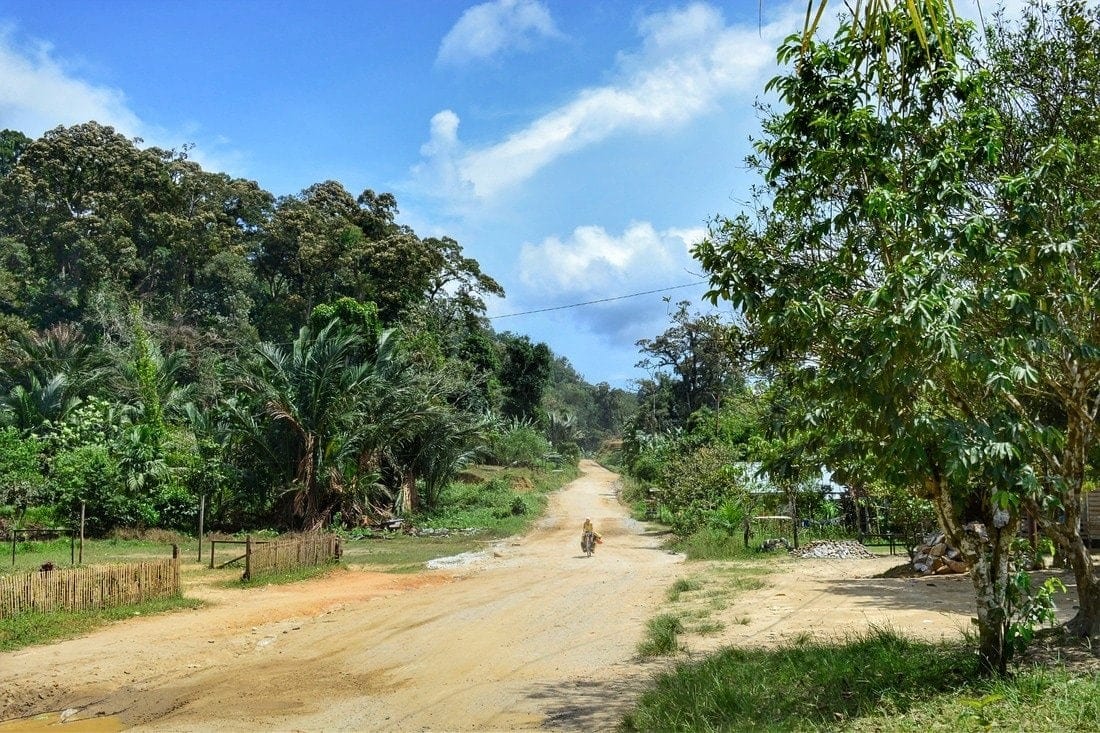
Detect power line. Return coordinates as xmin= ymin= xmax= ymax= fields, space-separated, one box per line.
xmin=489 ymin=280 xmax=709 ymax=320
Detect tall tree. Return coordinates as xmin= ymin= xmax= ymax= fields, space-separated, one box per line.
xmin=635 ymin=301 xmax=739 ymax=424
xmin=498 ymin=333 xmax=552 ymax=423
xmin=0 ymin=129 xmax=31 ymax=178
xmin=0 ymin=122 xmax=269 ymax=340
xmin=694 ymin=5 xmax=1026 ymax=673
xmin=975 ymin=0 xmax=1100 ymax=637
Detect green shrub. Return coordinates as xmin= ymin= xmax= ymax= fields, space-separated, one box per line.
xmin=0 ymin=427 xmax=45 ymax=521
xmin=637 ymin=613 xmax=684 ymax=657
xmin=483 ymin=423 xmax=551 ymax=467
xmin=50 ymin=445 xmax=155 ymax=535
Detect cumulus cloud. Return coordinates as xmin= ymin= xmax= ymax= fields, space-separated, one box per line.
xmin=0 ymin=26 xmax=241 ymax=175
xmin=514 ymin=222 xmax=707 ymax=337
xmin=416 ymin=1 xmax=802 ymax=204
xmin=0 ymin=28 xmax=142 ymax=138
xmin=437 ymin=0 xmax=562 ymax=66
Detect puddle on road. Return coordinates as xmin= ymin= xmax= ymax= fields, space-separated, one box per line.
xmin=0 ymin=711 xmax=121 ymax=732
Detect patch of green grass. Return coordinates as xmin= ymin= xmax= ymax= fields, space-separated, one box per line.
xmin=622 ymin=628 xmax=1100 ymax=732
xmin=341 ymin=533 xmax=490 ymax=573
xmin=689 ymin=619 xmax=724 ymax=635
xmin=666 ymin=577 xmax=703 ymax=602
xmin=338 ymin=466 xmax=578 ymax=573
xmin=0 ymin=595 xmax=202 ymax=652
xmin=416 ymin=466 xmax=578 ymax=537
xmin=1 ymin=536 xmax=192 ymax=575
xmin=637 ymin=613 xmax=684 ymax=657
xmin=726 ymin=576 xmax=768 ymax=592
xmin=706 ymin=596 xmax=729 ymax=612
xmin=669 ymin=528 xmax=759 ymax=560
xmin=233 ymin=562 xmax=341 ymax=587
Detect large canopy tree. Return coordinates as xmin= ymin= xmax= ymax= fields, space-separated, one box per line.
xmin=695 ymin=4 xmax=1031 ymax=673
xmin=635 ymin=300 xmax=740 ymax=424
xmin=975 ymin=0 xmax=1100 ymax=637
xmin=0 ymin=122 xmax=269 ymax=336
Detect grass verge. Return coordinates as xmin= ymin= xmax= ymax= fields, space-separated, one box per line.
xmin=637 ymin=613 xmax=685 ymax=657
xmin=341 ymin=534 xmax=489 ymax=573
xmin=345 ymin=465 xmax=580 ymax=572
xmin=231 ymin=562 xmax=343 ymax=587
xmin=0 ymin=595 xmax=203 ymax=652
xmin=1 ymin=536 xmax=192 ymax=575
xmin=669 ymin=528 xmax=759 ymax=561
xmin=622 ymin=627 xmax=1100 ymax=731
xmin=666 ymin=577 xmax=703 ymax=602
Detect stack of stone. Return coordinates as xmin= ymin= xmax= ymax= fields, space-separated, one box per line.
xmin=788 ymin=540 xmax=876 ymax=559
xmin=912 ymin=533 xmax=968 ymax=574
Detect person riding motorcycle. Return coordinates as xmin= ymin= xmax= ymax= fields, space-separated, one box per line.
xmin=581 ymin=517 xmax=602 ymax=554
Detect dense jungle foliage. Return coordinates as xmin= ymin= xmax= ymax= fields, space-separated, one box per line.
xmin=0 ymin=122 xmax=635 ymax=535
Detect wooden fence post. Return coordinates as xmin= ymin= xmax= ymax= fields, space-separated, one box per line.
xmin=244 ymin=535 xmax=252 ymax=581
xmin=79 ymin=502 xmax=85 ymax=564
xmin=172 ymin=544 xmax=180 ymax=595
xmin=197 ymin=494 xmax=206 ymax=564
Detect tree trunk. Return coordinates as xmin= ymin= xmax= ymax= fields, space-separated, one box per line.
xmin=400 ymin=472 xmax=417 ymax=515
xmin=927 ymin=474 xmax=1016 ymax=675
xmin=1052 ymin=374 xmax=1100 ymax=636
xmin=963 ymin=519 xmax=1017 ymax=676
xmin=1066 ymin=536 xmax=1100 ymax=636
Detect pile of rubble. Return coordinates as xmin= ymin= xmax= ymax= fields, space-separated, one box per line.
xmin=789 ymin=540 xmax=876 ymax=559
xmin=912 ymin=533 xmax=967 ymax=575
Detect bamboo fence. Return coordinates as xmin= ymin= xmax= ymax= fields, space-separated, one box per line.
xmin=245 ymin=533 xmax=340 ymax=580
xmin=0 ymin=553 xmax=180 ymax=618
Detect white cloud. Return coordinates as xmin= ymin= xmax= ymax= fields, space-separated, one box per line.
xmin=410 ymin=109 xmax=476 ymax=204
xmin=0 ymin=28 xmax=142 ymax=138
xmin=0 ymin=26 xmax=242 ymax=176
xmin=416 ymin=1 xmax=803 ymax=205
xmin=515 ymin=222 xmax=707 ymax=336
xmin=437 ymin=0 xmax=562 ymax=66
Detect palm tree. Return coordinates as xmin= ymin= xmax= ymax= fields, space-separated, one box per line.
xmin=228 ymin=321 xmax=492 ymax=526
xmin=110 ymin=342 xmax=196 ymax=425
xmin=230 ymin=320 xmax=375 ymax=529
xmin=803 ymin=0 xmax=960 ymax=52
xmin=0 ymin=323 xmax=108 ymax=431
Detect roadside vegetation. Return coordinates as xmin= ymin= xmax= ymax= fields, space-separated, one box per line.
xmin=624 ymin=628 xmax=1100 ymax=731
xmin=0 ymin=119 xmax=632 ymax=547
xmin=617 ymin=0 xmax=1100 ymax=687
xmin=618 ymin=1 xmax=1100 ymax=727
xmin=638 ymin=560 xmax=772 ymax=659
xmin=0 ymin=596 xmax=203 ymax=652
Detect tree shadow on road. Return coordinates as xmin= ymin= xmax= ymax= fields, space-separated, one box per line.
xmin=525 ymin=666 xmax=661 ymax=732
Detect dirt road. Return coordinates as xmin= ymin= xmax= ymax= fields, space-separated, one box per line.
xmin=1 ymin=461 xmax=992 ymax=732
xmin=1 ymin=461 xmax=687 ymax=732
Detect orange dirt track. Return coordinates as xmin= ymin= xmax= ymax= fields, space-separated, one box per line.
xmin=0 ymin=460 xmax=976 ymax=731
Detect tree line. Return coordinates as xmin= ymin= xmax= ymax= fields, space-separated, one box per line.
xmin=0 ymin=121 xmax=635 ymax=535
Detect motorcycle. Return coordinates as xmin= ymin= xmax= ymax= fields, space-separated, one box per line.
xmin=581 ymin=530 xmax=597 ymax=557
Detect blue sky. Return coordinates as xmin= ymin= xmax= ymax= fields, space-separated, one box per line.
xmin=0 ymin=0 xmax=997 ymax=388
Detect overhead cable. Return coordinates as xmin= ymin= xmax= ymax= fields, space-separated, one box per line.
xmin=489 ymin=280 xmax=708 ymax=320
